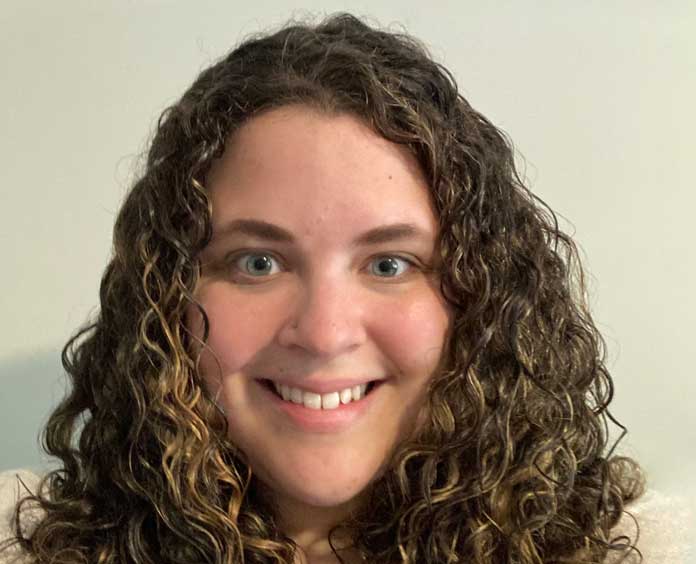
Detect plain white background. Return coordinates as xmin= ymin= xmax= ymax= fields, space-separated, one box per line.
xmin=1 ymin=0 xmax=693 ymax=523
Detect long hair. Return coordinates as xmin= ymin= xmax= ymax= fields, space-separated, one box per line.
xmin=1 ymin=12 xmax=646 ymax=563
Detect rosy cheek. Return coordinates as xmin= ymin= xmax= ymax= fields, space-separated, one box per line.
xmin=192 ymin=284 xmax=284 ymax=374
xmin=372 ymin=296 xmax=450 ymax=372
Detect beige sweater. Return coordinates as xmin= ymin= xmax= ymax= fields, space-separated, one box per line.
xmin=0 ymin=468 xmax=693 ymax=563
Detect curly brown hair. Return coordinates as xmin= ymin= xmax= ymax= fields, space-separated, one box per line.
xmin=1 ymin=11 xmax=647 ymax=564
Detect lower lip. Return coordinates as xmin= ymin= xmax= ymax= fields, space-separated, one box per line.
xmin=256 ymin=379 xmax=385 ymax=434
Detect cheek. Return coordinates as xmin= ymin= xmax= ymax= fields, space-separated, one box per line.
xmin=186 ymin=283 xmax=286 ymax=379
xmin=371 ymin=294 xmax=450 ymax=375
xmin=186 ymin=282 xmax=451 ymax=385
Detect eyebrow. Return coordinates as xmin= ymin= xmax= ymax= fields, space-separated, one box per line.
xmin=212 ymin=218 xmax=431 ymax=247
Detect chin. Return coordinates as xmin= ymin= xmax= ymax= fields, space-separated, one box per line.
xmin=278 ymin=474 xmax=373 ymax=509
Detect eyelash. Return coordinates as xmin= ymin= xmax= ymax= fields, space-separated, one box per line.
xmin=224 ymin=250 xmax=420 ymax=282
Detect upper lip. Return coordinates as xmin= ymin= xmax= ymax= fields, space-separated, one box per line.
xmin=258 ymin=376 xmax=385 ymax=394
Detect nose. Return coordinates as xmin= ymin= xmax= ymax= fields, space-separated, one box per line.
xmin=277 ymin=274 xmax=366 ymax=358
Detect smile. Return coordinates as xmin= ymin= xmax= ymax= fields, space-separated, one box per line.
xmin=264 ymin=379 xmax=378 ymax=410
xmin=257 ymin=379 xmax=385 ymax=433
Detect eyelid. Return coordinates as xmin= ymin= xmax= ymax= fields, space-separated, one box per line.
xmin=221 ymin=251 xmax=282 ymax=282
xmin=226 ymin=249 xmax=287 ymax=271
xmin=225 ymin=249 xmax=420 ymax=280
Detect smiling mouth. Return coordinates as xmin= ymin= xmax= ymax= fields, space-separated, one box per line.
xmin=260 ymin=379 xmax=379 ymax=401
xmin=256 ymin=378 xmax=385 ymax=432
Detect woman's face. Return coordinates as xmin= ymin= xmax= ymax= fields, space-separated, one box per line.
xmin=187 ymin=104 xmax=452 ymax=514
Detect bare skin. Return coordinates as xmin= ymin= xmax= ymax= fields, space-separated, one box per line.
xmin=186 ymin=104 xmax=452 ymax=559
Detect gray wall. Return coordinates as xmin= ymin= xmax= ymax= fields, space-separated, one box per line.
xmin=1 ymin=0 xmax=693 ymax=512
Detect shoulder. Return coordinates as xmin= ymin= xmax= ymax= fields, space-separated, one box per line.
xmin=605 ymin=487 xmax=694 ymax=563
xmin=0 ymin=468 xmax=44 ymax=564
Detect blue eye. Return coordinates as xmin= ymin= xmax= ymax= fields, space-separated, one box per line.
xmin=235 ymin=253 xmax=281 ymax=277
xmin=227 ymin=252 xmax=416 ymax=280
xmin=369 ymin=256 xmax=412 ymax=277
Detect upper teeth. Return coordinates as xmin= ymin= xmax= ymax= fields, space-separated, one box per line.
xmin=272 ymin=382 xmax=370 ymax=410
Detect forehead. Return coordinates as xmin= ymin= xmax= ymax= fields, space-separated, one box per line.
xmin=206 ymin=105 xmax=439 ymax=244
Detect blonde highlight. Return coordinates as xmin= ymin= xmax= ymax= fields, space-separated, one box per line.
xmin=1 ymin=12 xmax=646 ymax=564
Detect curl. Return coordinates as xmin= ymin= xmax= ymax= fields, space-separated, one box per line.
xmin=1 ymin=11 xmax=645 ymax=564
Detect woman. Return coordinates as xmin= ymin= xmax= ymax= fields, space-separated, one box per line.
xmin=0 ymin=11 xmax=673 ymax=563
